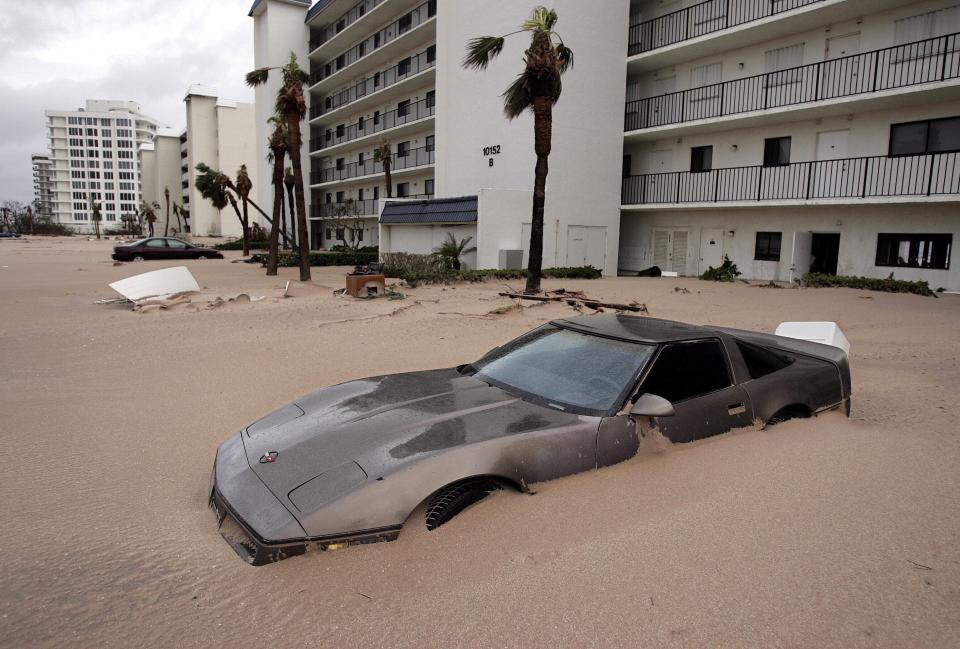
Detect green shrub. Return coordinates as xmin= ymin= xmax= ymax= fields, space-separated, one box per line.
xmin=330 ymin=244 xmax=379 ymax=253
xmin=214 ymin=239 xmax=270 ymax=251
xmin=250 ymin=251 xmax=379 ymax=267
xmin=380 ymin=253 xmax=601 ymax=285
xmin=801 ymin=272 xmax=935 ymax=297
xmin=701 ymin=255 xmax=742 ymax=282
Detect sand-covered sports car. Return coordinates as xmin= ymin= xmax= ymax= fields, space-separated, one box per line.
xmin=210 ymin=315 xmax=851 ymax=565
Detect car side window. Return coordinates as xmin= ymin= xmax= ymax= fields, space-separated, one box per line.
xmin=735 ymin=340 xmax=793 ymax=379
xmin=166 ymin=239 xmax=187 ymax=249
xmin=145 ymin=239 xmax=166 ymax=248
xmin=640 ymin=340 xmax=732 ymax=403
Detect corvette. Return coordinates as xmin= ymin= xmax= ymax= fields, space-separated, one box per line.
xmin=210 ymin=315 xmax=851 ymax=565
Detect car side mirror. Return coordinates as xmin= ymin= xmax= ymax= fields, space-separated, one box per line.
xmin=630 ymin=393 xmax=675 ymax=418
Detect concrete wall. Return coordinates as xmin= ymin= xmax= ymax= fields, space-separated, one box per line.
xmin=185 ymin=94 xmax=222 ymax=235
xmin=619 ymin=203 xmax=960 ymax=290
xmin=217 ymin=102 xmax=261 ymax=237
xmin=435 ymin=0 xmax=631 ymax=276
xmin=381 ymin=222 xmax=478 ymax=268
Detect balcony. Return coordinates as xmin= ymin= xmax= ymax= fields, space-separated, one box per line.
xmin=311 ymin=199 xmax=380 ymax=219
xmin=629 ymin=0 xmax=824 ymax=56
xmin=626 ymin=33 xmax=960 ymax=134
xmin=310 ymin=144 xmax=434 ymax=185
xmin=310 ymin=96 xmax=435 ymax=153
xmin=309 ymin=0 xmax=384 ymax=52
xmin=310 ymin=47 xmax=435 ymax=122
xmin=309 ymin=0 xmax=436 ymax=88
xmin=621 ymin=152 xmax=960 ymax=208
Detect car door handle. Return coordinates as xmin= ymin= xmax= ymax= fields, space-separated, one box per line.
xmin=727 ymin=403 xmax=746 ymax=416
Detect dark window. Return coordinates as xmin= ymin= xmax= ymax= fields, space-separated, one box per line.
xmin=763 ymin=137 xmax=791 ymax=166
xmin=397 ymin=100 xmax=411 ymax=118
xmin=335 ymin=19 xmax=345 ymax=33
xmin=336 ymin=124 xmax=345 ymax=137
xmin=336 ymin=227 xmax=344 ymax=239
xmin=358 ymin=188 xmax=365 ymax=201
xmin=373 ymin=186 xmax=379 ymax=200
xmin=325 ymin=129 xmax=332 ymax=142
xmin=396 ymin=182 xmax=410 ymax=197
xmin=335 ymin=158 xmax=345 ymax=171
xmin=358 ymin=152 xmax=364 ymax=165
xmin=373 ymin=110 xmax=380 ymax=125
xmin=374 ymin=72 xmax=381 ymax=87
xmin=325 ymin=193 xmax=332 ymax=203
xmin=426 ymin=90 xmax=435 ymax=109
xmin=374 ymin=33 xmax=381 ymax=48
xmin=754 ymin=232 xmax=782 ymax=261
xmin=358 ymin=116 xmax=364 ymax=131
xmin=425 ymin=178 xmax=434 ymax=195
xmin=397 ymin=141 xmax=410 ymax=157
xmin=398 ymin=13 xmax=412 ymax=33
xmin=691 ymin=145 xmax=713 ymax=173
xmin=398 ymin=57 xmax=412 ymax=76
xmin=325 ymin=63 xmax=332 ymax=77
xmin=336 ymin=191 xmax=344 ymax=203
xmin=325 ymin=228 xmax=332 ymax=240
xmin=359 ymin=5 xmax=365 ymax=16
xmin=622 ymin=154 xmax=632 ymax=179
xmin=428 ymin=0 xmax=436 ymax=17
xmin=336 ymin=54 xmax=345 ymax=70
xmin=426 ymin=45 xmax=436 ymax=63
xmin=358 ymin=42 xmax=366 ymax=57
xmin=640 ymin=340 xmax=732 ymax=404
xmin=325 ymin=97 xmax=332 ymax=110
xmin=889 ymin=116 xmax=960 ymax=156
xmin=425 ymin=135 xmax=435 ymax=153
xmin=357 ymin=229 xmax=363 ymax=242
xmin=876 ymin=233 xmax=952 ymax=269
xmin=736 ymin=341 xmax=793 ymax=380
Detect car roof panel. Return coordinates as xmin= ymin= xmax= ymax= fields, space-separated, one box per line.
xmin=552 ymin=315 xmax=721 ymax=344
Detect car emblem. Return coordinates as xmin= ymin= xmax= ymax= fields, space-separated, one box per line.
xmin=259 ymin=451 xmax=279 ymax=464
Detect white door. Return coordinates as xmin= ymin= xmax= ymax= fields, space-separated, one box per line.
xmin=671 ymin=230 xmax=688 ymax=274
xmin=656 ymin=1 xmax=682 ymax=47
xmin=652 ymin=229 xmax=689 ymax=275
xmin=566 ymin=226 xmax=607 ymax=270
xmin=642 ymin=148 xmax=673 ymax=202
xmin=815 ymin=129 xmax=854 ymax=197
xmin=652 ymin=229 xmax=670 ymax=269
xmin=699 ymin=228 xmax=724 ymax=274
xmin=790 ymin=231 xmax=813 ymax=283
xmin=823 ymin=32 xmax=863 ymax=95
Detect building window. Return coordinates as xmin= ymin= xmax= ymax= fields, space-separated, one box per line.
xmin=325 ymin=228 xmax=332 ymax=240
xmin=336 ymin=124 xmax=345 ymax=138
xmin=357 ymin=116 xmax=364 ymax=131
xmin=426 ymin=45 xmax=436 ymax=64
xmin=396 ymin=182 xmax=409 ymax=197
xmin=876 ymin=233 xmax=952 ymax=269
xmin=889 ymin=116 xmax=960 ymax=156
xmin=428 ymin=0 xmax=437 ymax=17
xmin=398 ymin=57 xmax=411 ymax=76
xmin=754 ymin=232 xmax=782 ymax=261
xmin=691 ymin=146 xmax=713 ymax=173
xmin=425 ymin=178 xmax=434 ymax=195
xmin=373 ymin=186 xmax=379 ymax=200
xmin=397 ymin=100 xmax=411 ymax=118
xmin=336 ymin=227 xmax=345 ymax=240
xmin=358 ymin=152 xmax=364 ymax=165
xmin=336 ymin=158 xmax=345 ymax=171
xmin=357 ymin=229 xmax=363 ymax=242
xmin=622 ymin=154 xmax=632 ymax=179
xmin=373 ymin=110 xmax=380 ymax=125
xmin=425 ymin=135 xmax=435 ymax=153
xmin=763 ymin=137 xmax=791 ymax=167
xmin=358 ymin=188 xmax=365 ymax=201
xmin=397 ymin=141 xmax=410 ymax=158
xmin=426 ymin=90 xmax=435 ymax=109
xmin=325 ymin=193 xmax=333 ymax=203
xmin=336 ymin=191 xmax=345 ymax=203
xmin=398 ymin=13 xmax=412 ymax=33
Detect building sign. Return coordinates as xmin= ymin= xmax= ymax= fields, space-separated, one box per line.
xmin=483 ymin=145 xmax=501 ymax=167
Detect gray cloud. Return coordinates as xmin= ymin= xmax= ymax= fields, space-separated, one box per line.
xmin=0 ymin=0 xmax=258 ymax=204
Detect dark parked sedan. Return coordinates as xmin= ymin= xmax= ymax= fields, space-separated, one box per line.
xmin=210 ymin=315 xmax=851 ymax=565
xmin=112 ymin=237 xmax=223 ymax=261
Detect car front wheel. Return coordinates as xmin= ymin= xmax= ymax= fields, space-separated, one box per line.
xmin=133 ymin=255 xmax=145 ymax=262
xmin=425 ymin=479 xmax=503 ymax=531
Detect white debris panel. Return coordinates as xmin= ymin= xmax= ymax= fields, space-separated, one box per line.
xmin=108 ymin=266 xmax=200 ymax=302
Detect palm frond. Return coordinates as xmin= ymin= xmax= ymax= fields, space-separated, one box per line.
xmin=502 ymin=73 xmax=532 ymax=120
xmin=246 ymin=67 xmax=271 ymax=87
xmin=522 ymin=6 xmax=557 ymax=32
xmin=462 ymin=36 xmax=506 ymax=69
xmin=556 ymin=43 xmax=573 ymax=73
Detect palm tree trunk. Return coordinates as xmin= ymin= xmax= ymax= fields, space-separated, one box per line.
xmin=267 ymin=150 xmax=286 ymax=276
xmin=285 ymin=181 xmax=297 ymax=249
xmin=384 ymin=160 xmax=393 ymax=198
xmin=525 ymin=98 xmax=552 ymax=294
xmin=286 ymin=110 xmax=311 ymax=281
xmin=280 ymin=189 xmax=288 ymax=250
xmin=164 ymin=196 xmax=170 ymax=236
xmin=241 ymin=198 xmax=251 ymax=257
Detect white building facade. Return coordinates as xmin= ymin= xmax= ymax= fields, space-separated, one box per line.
xmin=251 ymin=0 xmax=960 ymax=288
xmin=31 ymin=153 xmax=54 ymax=218
xmin=44 ymin=100 xmax=162 ymax=233
xmin=139 ymin=127 xmax=186 ymax=234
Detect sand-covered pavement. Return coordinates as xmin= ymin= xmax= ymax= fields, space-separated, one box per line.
xmin=1 ymin=236 xmax=959 ymax=648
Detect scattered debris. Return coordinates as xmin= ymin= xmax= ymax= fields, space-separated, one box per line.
xmin=109 ymin=266 xmax=200 ymax=302
xmin=673 ymin=286 xmax=691 ymax=294
xmin=499 ymin=290 xmax=649 ymax=315
xmin=112 ymin=261 xmax=125 ymax=267
xmin=907 ymin=559 xmax=933 ymax=570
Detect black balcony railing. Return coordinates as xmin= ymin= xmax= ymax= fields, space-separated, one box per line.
xmin=310 ymin=97 xmax=435 ymax=152
xmin=312 ymin=199 xmax=380 ymax=219
xmin=309 ymin=0 xmax=384 ymax=52
xmin=622 ymin=152 xmax=960 ymax=205
xmin=310 ymin=47 xmax=436 ymax=120
xmin=310 ymin=145 xmax=434 ymax=184
xmin=629 ymin=0 xmax=824 ymax=56
xmin=309 ymin=0 xmax=436 ymax=86
xmin=626 ymin=33 xmax=960 ymax=131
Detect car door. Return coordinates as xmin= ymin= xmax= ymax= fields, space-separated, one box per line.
xmin=165 ymin=238 xmax=190 ymax=259
xmin=633 ymin=339 xmax=753 ymax=443
xmin=143 ymin=238 xmax=168 ymax=259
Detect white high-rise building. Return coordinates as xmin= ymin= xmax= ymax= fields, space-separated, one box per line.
xmin=31 ymin=153 xmax=54 ymax=219
xmin=251 ymin=0 xmax=960 ymax=289
xmin=44 ymin=100 xmax=163 ymax=232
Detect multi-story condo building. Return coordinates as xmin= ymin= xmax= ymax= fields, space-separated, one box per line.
xmin=140 ymin=127 xmax=186 ymax=233
xmin=251 ymin=0 xmax=960 ymax=290
xmin=44 ymin=100 xmax=162 ymax=232
xmin=31 ymin=153 xmax=54 ymax=219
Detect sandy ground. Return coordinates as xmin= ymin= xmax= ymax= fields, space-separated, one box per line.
xmin=1 ymin=236 xmax=959 ymax=649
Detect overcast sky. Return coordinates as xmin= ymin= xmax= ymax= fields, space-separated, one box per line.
xmin=0 ymin=0 xmax=257 ymax=205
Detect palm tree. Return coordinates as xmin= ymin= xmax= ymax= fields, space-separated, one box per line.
xmin=163 ymin=187 xmax=171 ymax=236
xmin=247 ymin=53 xmax=312 ymax=281
xmin=140 ymin=200 xmax=159 ymax=237
xmin=173 ymin=204 xmax=187 ymax=233
xmin=194 ymin=163 xmax=232 ymax=236
xmin=91 ymin=200 xmax=102 ymax=240
xmin=373 ymin=142 xmax=393 ymax=198
xmin=236 ymin=164 xmax=253 ymax=257
xmin=463 ymin=7 xmax=572 ymax=293
xmin=266 ymin=115 xmax=288 ymax=276
xmin=283 ymin=167 xmax=296 ymax=248
xmin=434 ymin=233 xmax=477 ymax=271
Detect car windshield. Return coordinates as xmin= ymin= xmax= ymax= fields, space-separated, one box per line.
xmin=469 ymin=324 xmax=655 ymax=415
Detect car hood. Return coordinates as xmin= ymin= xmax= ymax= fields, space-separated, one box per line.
xmin=242 ymin=367 xmax=581 ymax=509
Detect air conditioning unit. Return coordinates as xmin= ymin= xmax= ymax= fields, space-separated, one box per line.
xmin=499 ymin=249 xmax=524 ymax=270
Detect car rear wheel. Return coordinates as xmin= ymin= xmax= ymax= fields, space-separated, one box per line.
xmin=133 ymin=255 xmax=145 ymax=262
xmin=767 ymin=405 xmax=812 ymax=427
xmin=197 ymin=254 xmax=209 ymax=260
xmin=425 ymin=479 xmax=502 ymax=531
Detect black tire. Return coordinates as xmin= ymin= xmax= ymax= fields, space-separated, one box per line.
xmin=425 ymin=479 xmax=502 ymax=531
xmin=767 ymin=405 xmax=812 ymax=428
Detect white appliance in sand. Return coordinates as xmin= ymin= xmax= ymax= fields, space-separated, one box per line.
xmin=109 ymin=266 xmax=200 ymax=302
xmin=775 ymin=321 xmax=850 ymax=356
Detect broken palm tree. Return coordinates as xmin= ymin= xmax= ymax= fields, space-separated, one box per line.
xmin=498 ymin=288 xmax=649 ymax=314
